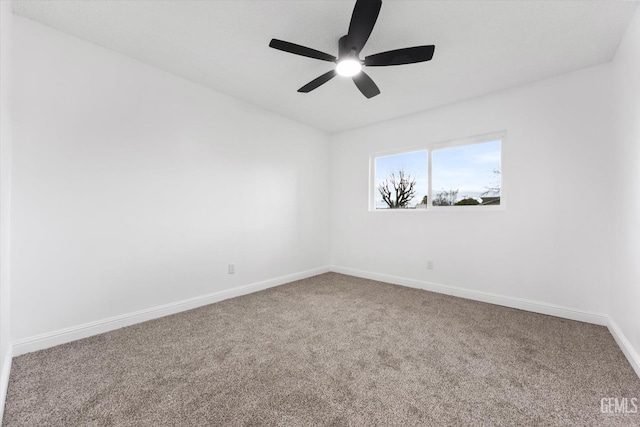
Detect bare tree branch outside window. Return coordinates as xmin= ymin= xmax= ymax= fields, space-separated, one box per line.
xmin=432 ymin=189 xmax=459 ymax=206
xmin=482 ymin=168 xmax=501 ymax=196
xmin=378 ymin=170 xmax=417 ymax=208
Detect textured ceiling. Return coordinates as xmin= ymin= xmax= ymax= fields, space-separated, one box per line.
xmin=12 ymin=0 xmax=638 ymax=134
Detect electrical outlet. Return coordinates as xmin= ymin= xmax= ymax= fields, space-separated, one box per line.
xmin=426 ymin=260 xmax=434 ymax=270
xmin=228 ymin=264 xmax=235 ymax=274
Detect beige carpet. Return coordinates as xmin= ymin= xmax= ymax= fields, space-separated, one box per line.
xmin=3 ymin=273 xmax=640 ymax=426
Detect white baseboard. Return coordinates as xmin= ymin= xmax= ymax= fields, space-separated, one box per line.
xmin=330 ymin=266 xmax=608 ymax=326
xmin=12 ymin=265 xmax=637 ymax=379
xmin=0 ymin=344 xmax=12 ymax=425
xmin=12 ymin=266 xmax=330 ymax=356
xmin=607 ymin=317 xmax=640 ymax=379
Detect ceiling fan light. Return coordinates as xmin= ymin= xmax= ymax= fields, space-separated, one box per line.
xmin=336 ymin=59 xmax=362 ymax=77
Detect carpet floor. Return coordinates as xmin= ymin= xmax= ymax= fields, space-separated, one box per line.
xmin=3 ymin=273 xmax=640 ymax=426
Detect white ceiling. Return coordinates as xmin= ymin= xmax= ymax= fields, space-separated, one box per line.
xmin=12 ymin=1 xmax=638 ymax=134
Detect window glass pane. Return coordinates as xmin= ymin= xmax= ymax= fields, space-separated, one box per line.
xmin=375 ymin=151 xmax=427 ymax=209
xmin=431 ymin=140 xmax=501 ymax=206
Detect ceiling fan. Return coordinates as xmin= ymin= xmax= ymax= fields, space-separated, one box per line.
xmin=269 ymin=0 xmax=435 ymax=99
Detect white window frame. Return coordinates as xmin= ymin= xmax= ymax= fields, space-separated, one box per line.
xmin=369 ymin=147 xmax=428 ymax=211
xmin=370 ymin=131 xmax=506 ymax=212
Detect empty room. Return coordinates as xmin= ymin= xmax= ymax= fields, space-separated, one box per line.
xmin=1 ymin=0 xmax=639 ymax=425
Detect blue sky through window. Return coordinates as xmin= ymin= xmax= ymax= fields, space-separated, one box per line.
xmin=374 ymin=140 xmax=501 ymax=208
xmin=432 ymin=140 xmax=501 ymax=201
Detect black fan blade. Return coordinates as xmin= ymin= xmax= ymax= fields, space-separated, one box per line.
xmin=347 ymin=0 xmax=382 ymax=54
xmin=298 ymin=70 xmax=338 ymax=93
xmin=365 ymin=45 xmax=435 ymax=66
xmin=352 ymin=71 xmax=380 ymax=98
xmin=269 ymin=39 xmax=337 ymax=63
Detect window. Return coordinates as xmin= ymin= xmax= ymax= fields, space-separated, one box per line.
xmin=374 ymin=150 xmax=427 ymax=209
xmin=371 ymin=132 xmax=504 ymax=210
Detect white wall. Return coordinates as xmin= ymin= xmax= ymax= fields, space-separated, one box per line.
xmin=0 ymin=0 xmax=14 ymax=418
xmin=10 ymin=17 xmax=330 ymax=342
xmin=610 ymin=7 xmax=640 ymax=372
xmin=330 ymin=63 xmax=614 ymax=317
